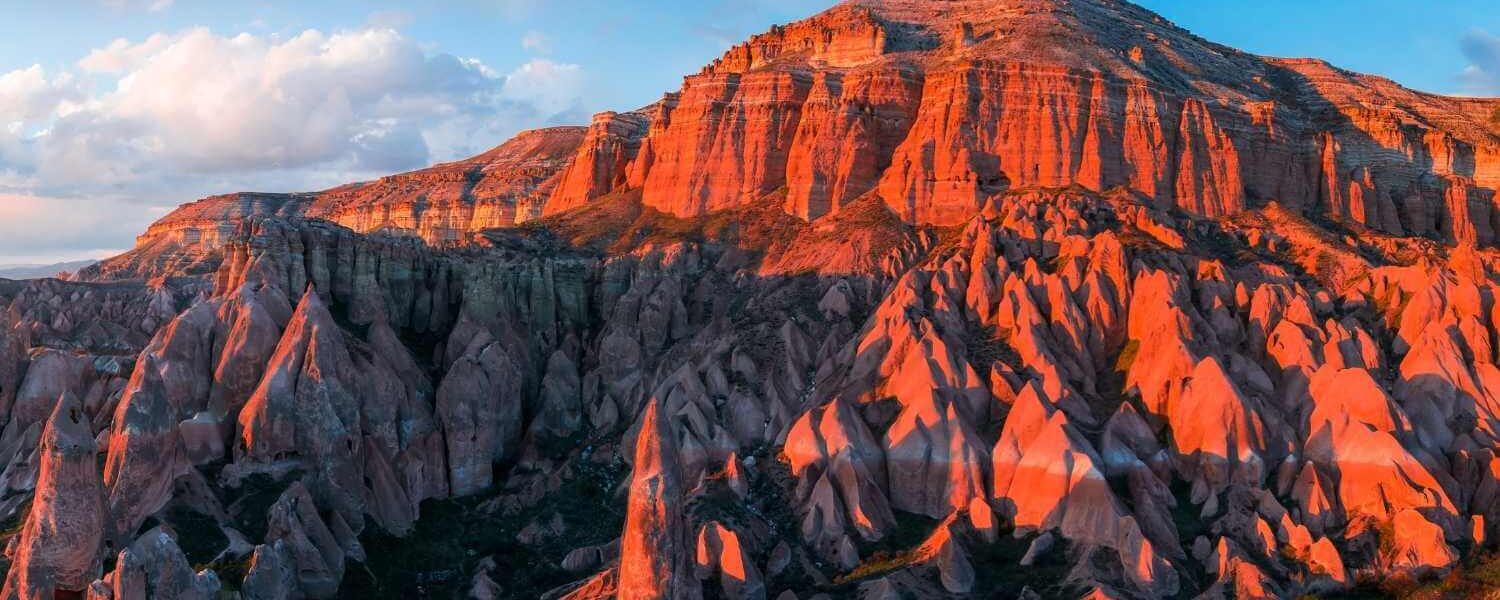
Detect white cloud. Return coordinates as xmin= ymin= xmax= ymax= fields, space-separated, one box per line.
xmin=502 ymin=59 xmax=584 ymax=118
xmin=0 ymin=26 xmax=589 ymax=262
xmin=16 ymin=27 xmax=589 ymax=179
xmin=521 ymin=31 xmax=551 ymax=54
xmin=0 ymin=66 xmax=81 ymax=124
xmin=1460 ymin=29 xmax=1500 ymax=94
xmin=78 ymin=34 xmax=174 ymax=74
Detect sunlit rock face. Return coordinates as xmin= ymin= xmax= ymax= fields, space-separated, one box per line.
xmin=10 ymin=0 xmax=1500 ymax=598
xmin=542 ymin=0 xmax=1500 ymax=237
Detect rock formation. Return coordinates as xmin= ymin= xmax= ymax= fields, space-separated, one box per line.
xmin=5 ymin=0 xmax=1500 ymax=598
xmin=88 ymin=527 xmax=220 ymax=600
xmin=2 ymin=393 xmax=105 ymax=599
xmin=617 ymin=399 xmax=699 ymax=600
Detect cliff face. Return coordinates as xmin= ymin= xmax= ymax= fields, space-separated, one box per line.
xmin=547 ymin=0 xmax=1500 ymax=239
xmin=309 ymin=126 xmax=586 ymax=240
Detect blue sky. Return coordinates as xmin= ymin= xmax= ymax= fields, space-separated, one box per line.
xmin=0 ymin=0 xmax=1495 ymax=264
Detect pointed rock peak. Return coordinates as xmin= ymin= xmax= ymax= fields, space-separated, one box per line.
xmin=1448 ymin=242 xmax=1486 ymax=281
xmin=723 ymin=452 xmax=749 ymax=498
xmin=914 ymin=515 xmax=976 ymax=594
xmin=106 ymin=526 xmax=222 ymax=599
xmin=631 ymin=398 xmax=678 ymax=485
xmin=115 ymin=355 xmax=173 ymax=429
xmin=993 ymin=380 xmax=1060 ymax=455
xmin=695 ymin=521 xmax=764 ymax=599
xmin=3 ymin=394 xmax=106 ymax=599
xmin=42 ymin=391 xmax=93 ymax=459
xmin=1170 ymin=355 xmax=1267 ymax=489
xmin=1183 ymin=355 xmax=1245 ymax=400
xmin=1308 ymin=366 xmax=1405 ymax=434
xmin=618 ymin=398 xmax=699 ymax=600
xmin=1107 ymin=401 xmax=1150 ymax=430
xmin=293 ymin=283 xmax=331 ymax=320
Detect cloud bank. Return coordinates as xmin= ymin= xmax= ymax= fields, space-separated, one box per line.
xmin=0 ymin=26 xmax=586 ymax=262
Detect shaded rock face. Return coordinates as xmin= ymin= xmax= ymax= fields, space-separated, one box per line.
xmin=235 ymin=287 xmax=368 ymax=529
xmin=2 ymin=393 xmax=105 ymax=599
xmin=88 ymin=527 xmax=220 ymax=600
xmin=0 ymin=277 xmax=173 ymax=555
xmin=9 ymin=1 xmax=1500 ymax=599
xmin=435 ymin=337 xmax=523 ymax=496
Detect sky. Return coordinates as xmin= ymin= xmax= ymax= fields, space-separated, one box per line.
xmin=0 ymin=0 xmax=1496 ymax=264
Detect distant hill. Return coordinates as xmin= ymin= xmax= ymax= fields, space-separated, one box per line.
xmin=0 ymin=259 xmax=98 ymax=280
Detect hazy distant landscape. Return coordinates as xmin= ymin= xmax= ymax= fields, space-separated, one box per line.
xmin=0 ymin=260 xmax=97 ymax=280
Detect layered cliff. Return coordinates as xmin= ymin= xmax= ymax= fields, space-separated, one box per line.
xmin=546 ymin=0 xmax=1500 ymax=241
xmin=310 ymin=126 xmax=585 ymax=239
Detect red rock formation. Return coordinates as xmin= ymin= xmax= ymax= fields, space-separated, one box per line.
xmin=617 ymin=399 xmax=700 ymax=600
xmin=240 ymin=541 xmax=298 ymax=600
xmin=103 ymin=353 xmax=190 ymax=542
xmin=783 ymin=399 xmax=894 ymax=564
xmin=910 ymin=516 xmax=976 ymax=594
xmin=262 ymin=481 xmax=357 ymax=598
xmin=435 ymin=331 xmax=524 ymax=496
xmin=1168 ymin=356 xmax=1268 ymax=493
xmin=547 ymin=110 xmax=654 ymax=214
xmin=88 ymin=527 xmax=220 ymax=600
xmin=694 ymin=522 xmax=765 ymax=600
xmin=522 ymin=0 xmax=1499 ymax=243
xmin=235 ymin=287 xmax=366 ymax=526
xmin=81 ymin=0 xmax=1500 ymax=286
xmin=312 ymin=127 xmax=585 ymax=239
xmin=1 ymin=393 xmax=105 ymax=600
xmin=784 ymin=67 xmax=922 ymax=220
xmin=18 ymin=1 xmax=1500 ymax=598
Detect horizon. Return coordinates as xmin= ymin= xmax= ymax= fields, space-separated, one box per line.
xmin=0 ymin=0 xmax=1497 ymax=264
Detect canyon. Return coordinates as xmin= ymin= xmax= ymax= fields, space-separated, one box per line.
xmin=3 ymin=0 xmax=1500 ymax=598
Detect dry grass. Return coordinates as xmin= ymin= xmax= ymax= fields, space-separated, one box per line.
xmin=833 ymin=549 xmax=920 ymax=586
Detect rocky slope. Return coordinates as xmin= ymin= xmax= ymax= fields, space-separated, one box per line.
xmin=84 ymin=127 xmax=584 ymax=282
xmin=7 ymin=0 xmax=1500 ymax=599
